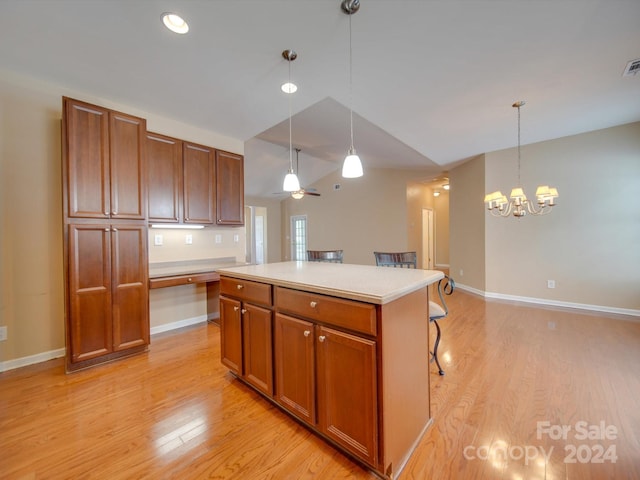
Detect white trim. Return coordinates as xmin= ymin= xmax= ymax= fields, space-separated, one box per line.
xmin=150 ymin=314 xmax=213 ymax=336
xmin=455 ymin=283 xmax=640 ymax=320
xmin=0 ymin=348 xmax=65 ymax=373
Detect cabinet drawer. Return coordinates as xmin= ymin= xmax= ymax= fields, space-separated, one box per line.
xmin=220 ymin=276 xmax=272 ymax=306
xmin=275 ymin=287 xmax=376 ymax=336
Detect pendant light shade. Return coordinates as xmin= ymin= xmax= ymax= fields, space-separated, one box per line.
xmin=342 ymin=147 xmax=363 ymax=178
xmin=282 ymin=49 xmax=301 ymax=192
xmin=341 ymin=0 xmax=363 ymax=178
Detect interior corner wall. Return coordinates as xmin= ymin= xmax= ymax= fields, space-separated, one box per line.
xmin=449 ymin=156 xmax=486 ymax=292
xmin=245 ymin=195 xmax=283 ymax=264
xmin=484 ymin=122 xmax=640 ymax=312
xmin=433 ymin=190 xmax=450 ymax=267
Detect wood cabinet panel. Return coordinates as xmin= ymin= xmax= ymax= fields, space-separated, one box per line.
xmin=64 ymin=99 xmax=110 ymax=219
xmin=317 ymin=326 xmax=378 ymax=467
xmin=183 ymin=142 xmax=216 ymax=224
xmin=275 ymin=287 xmax=377 ymax=336
xmin=220 ymin=296 xmax=243 ymax=374
xmin=68 ymin=224 xmax=112 ymax=362
xmin=216 ymin=150 xmax=244 ymax=225
xmin=109 ymin=113 xmax=146 ymax=219
xmin=147 ymin=132 xmax=182 ymax=223
xmin=242 ymin=304 xmax=273 ymax=395
xmin=220 ymin=277 xmax=272 ymax=307
xmin=111 ymin=225 xmax=149 ymax=351
xmin=274 ymin=313 xmax=316 ymax=424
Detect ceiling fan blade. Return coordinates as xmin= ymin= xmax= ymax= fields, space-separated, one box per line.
xmin=304 ymin=191 xmax=321 ymax=196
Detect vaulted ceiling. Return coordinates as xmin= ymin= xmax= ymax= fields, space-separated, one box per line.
xmin=2 ymin=0 xmax=639 ymax=197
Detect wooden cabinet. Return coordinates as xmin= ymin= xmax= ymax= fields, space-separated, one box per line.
xmin=63 ymin=97 xmax=146 ymax=220
xmin=183 ymin=142 xmax=216 ymax=224
xmin=273 ymin=289 xmax=378 ymax=467
xmin=67 ymin=223 xmax=149 ymax=366
xmin=147 ymin=135 xmax=245 ymax=226
xmin=274 ymin=314 xmax=316 ymax=424
xmin=220 ymin=277 xmax=273 ymax=396
xmin=62 ymin=97 xmax=149 ymax=372
xmin=146 ymin=132 xmax=182 ymax=223
xmin=216 ymin=150 xmax=244 ymax=225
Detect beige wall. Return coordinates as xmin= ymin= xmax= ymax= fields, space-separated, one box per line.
xmin=281 ymin=168 xmax=439 ymax=266
xmin=449 ymin=155 xmax=487 ymax=292
xmin=433 ymin=190 xmax=450 ymax=267
xmin=245 ymin=196 xmax=283 ymax=264
xmin=0 ymin=71 xmax=244 ymax=368
xmin=483 ymin=122 xmax=640 ymax=312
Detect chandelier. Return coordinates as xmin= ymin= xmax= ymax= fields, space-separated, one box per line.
xmin=484 ymin=101 xmax=559 ymax=217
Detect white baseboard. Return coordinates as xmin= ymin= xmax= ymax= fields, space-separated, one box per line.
xmin=1 ymin=348 xmax=65 ymax=373
xmin=150 ymin=313 xmax=217 ymax=336
xmin=455 ymin=283 xmax=640 ymax=319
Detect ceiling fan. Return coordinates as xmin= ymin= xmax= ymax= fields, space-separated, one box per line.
xmin=275 ymin=148 xmax=321 ymax=199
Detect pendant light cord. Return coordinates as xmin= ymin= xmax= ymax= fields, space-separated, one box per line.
xmin=348 ymin=11 xmax=354 ymax=150
xmin=517 ymin=104 xmax=521 ymax=187
xmin=288 ymin=58 xmax=293 ymax=172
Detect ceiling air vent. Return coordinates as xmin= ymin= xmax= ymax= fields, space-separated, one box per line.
xmin=622 ymin=58 xmax=640 ymax=77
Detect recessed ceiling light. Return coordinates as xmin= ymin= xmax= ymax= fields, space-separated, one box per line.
xmin=281 ymin=82 xmax=298 ymax=94
xmin=162 ymin=13 xmax=189 ymax=34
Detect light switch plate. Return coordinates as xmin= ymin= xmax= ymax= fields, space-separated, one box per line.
xmin=215 ymin=234 xmax=222 ymax=244
xmin=233 ymin=234 xmax=239 ymax=243
xmin=185 ymin=234 xmax=193 ymax=245
xmin=154 ymin=234 xmax=163 ymax=246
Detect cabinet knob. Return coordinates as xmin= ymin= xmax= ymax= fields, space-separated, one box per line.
xmin=303 ymin=330 xmax=311 ymax=337
xmin=233 ymin=306 xmax=239 ymax=312
xmin=112 ymin=228 xmax=118 ymax=232
xmin=112 ymin=210 xmax=117 ymax=215
xmin=104 ymin=228 xmax=110 ymax=232
xmin=185 ymin=217 xmax=190 ymax=221
xmin=241 ymin=309 xmax=247 ymax=314
xmin=104 ymin=211 xmax=109 ymax=216
xmin=237 ymin=284 xmax=244 ymax=290
xmin=187 ymin=277 xmax=192 ymax=282
xmin=318 ymin=335 xmax=326 ymax=342
xmin=310 ymin=301 xmax=317 ymax=308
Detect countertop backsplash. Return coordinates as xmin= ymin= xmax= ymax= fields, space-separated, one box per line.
xmin=148 ymin=226 xmax=246 ymax=264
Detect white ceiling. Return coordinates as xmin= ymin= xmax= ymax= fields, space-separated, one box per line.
xmin=1 ymin=0 xmax=639 ymax=197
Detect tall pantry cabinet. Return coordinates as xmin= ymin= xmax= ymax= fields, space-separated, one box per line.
xmin=62 ymin=97 xmax=149 ymax=372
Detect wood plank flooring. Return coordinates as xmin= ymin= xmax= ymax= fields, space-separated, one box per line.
xmin=1 ymin=290 xmax=639 ymax=479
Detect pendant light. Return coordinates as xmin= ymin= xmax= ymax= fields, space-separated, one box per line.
xmin=282 ymin=49 xmax=301 ymax=192
xmin=341 ymin=0 xmax=363 ymax=178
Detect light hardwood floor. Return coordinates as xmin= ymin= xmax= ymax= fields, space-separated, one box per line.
xmin=2 ymin=290 xmax=639 ymax=479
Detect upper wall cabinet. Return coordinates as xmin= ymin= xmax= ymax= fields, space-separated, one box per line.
xmin=147 ymin=132 xmax=183 ymax=223
xmin=146 ymin=134 xmax=244 ymax=226
xmin=183 ymin=142 xmax=216 ymax=225
xmin=63 ymin=97 xmax=146 ymax=220
xmin=216 ymin=150 xmax=244 ymax=226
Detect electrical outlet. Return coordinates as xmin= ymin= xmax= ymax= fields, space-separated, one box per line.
xmin=185 ymin=234 xmax=193 ymax=245
xmin=459 ymin=269 xmax=464 ymax=277
xmin=0 ymin=326 xmax=7 ymax=341
xmin=215 ymin=234 xmax=222 ymax=244
xmin=547 ymin=280 xmax=556 ymax=289
xmin=233 ymin=234 xmax=239 ymax=243
xmin=154 ymin=234 xmax=163 ymax=246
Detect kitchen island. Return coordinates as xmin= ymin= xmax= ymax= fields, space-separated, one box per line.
xmin=217 ymin=261 xmax=443 ymax=479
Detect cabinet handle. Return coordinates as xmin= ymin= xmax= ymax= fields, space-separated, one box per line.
xmin=318 ymin=335 xmax=326 ymax=342
xmin=233 ymin=306 xmax=239 ymax=312
xmin=310 ymin=301 xmax=317 ymax=308
xmin=236 ymin=284 xmax=244 ymax=290
xmin=303 ymin=330 xmax=311 ymax=337
xmin=241 ymin=308 xmax=247 ymax=314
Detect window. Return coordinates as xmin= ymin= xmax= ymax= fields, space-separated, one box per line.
xmin=290 ymin=215 xmax=307 ymax=261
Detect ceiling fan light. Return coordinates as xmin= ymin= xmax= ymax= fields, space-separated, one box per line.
xmin=291 ymin=190 xmax=305 ymax=199
xmin=283 ymin=171 xmax=301 ymax=192
xmin=342 ymin=148 xmax=363 ymax=178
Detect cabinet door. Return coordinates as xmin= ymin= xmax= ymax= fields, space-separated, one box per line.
xmin=183 ymin=142 xmax=216 ymax=224
xmin=64 ymin=98 xmax=110 ymax=219
xmin=242 ymin=304 xmax=273 ymax=395
xmin=274 ymin=314 xmax=316 ymax=424
xmin=109 ymin=112 xmax=146 ymax=219
xmin=220 ymin=295 xmax=243 ymax=374
xmin=317 ymin=326 xmax=378 ymax=466
xmin=147 ymin=132 xmax=182 ymax=223
xmin=68 ymin=224 xmax=112 ymax=361
xmin=216 ymin=150 xmax=244 ymax=225
xmin=111 ymin=225 xmax=149 ymax=351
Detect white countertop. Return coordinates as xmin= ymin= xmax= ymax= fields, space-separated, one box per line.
xmin=216 ymin=261 xmax=444 ymax=305
xmin=149 ymin=257 xmax=249 ymax=278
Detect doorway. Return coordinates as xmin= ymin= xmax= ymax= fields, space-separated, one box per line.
xmin=422 ymin=208 xmax=434 ymax=269
xmin=246 ymin=206 xmax=267 ymax=265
